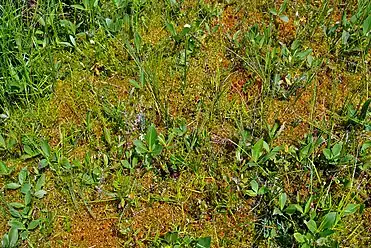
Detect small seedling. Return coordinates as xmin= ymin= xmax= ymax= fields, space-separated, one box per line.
xmin=269 ymin=0 xmax=289 ymax=23
xmin=134 ymin=124 xmax=163 ymax=167
xmin=245 ymin=179 xmax=268 ymax=197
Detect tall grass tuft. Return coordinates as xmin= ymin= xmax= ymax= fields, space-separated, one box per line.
xmin=0 ymin=0 xmax=63 ymax=110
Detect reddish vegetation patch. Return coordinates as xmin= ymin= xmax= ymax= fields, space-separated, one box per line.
xmin=268 ymin=90 xmax=312 ymax=144
xmin=229 ymin=70 xmax=250 ymax=96
xmin=125 ymin=202 xmax=183 ymax=241
xmin=228 ymin=70 xmax=262 ymax=103
xmin=49 ymin=204 xmax=119 ymax=248
xmin=277 ymin=18 xmax=296 ymax=44
xmin=209 ymin=205 xmax=254 ymax=246
xmin=267 ymin=69 xmax=356 ymax=144
xmin=283 ymin=171 xmax=313 ymax=198
xmin=221 ymin=5 xmax=242 ymax=33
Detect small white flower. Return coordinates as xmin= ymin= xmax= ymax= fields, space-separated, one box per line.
xmin=184 ymin=24 xmax=191 ymax=28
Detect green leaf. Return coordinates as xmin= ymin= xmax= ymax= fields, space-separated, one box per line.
xmin=9 ymin=202 xmax=24 ymax=209
xmin=169 ymin=0 xmax=177 ymax=6
xmin=323 ymin=148 xmax=332 ymax=160
xmin=40 ymin=140 xmax=51 ymax=158
xmin=9 ymin=227 xmax=18 ymax=247
xmin=307 ymin=54 xmax=313 ymax=66
xmin=279 ymin=0 xmax=288 ymax=13
xmin=129 ymin=79 xmax=141 ymax=89
xmin=164 ymin=232 xmax=178 ymax=243
xmin=103 ymin=154 xmax=109 ymax=167
xmin=145 ymin=125 xmax=158 ymax=151
xmin=121 ymin=160 xmax=132 ymax=169
xmin=6 ymin=138 xmax=16 ymax=149
xmin=297 ymin=49 xmax=312 ymax=59
xmin=28 ymin=220 xmax=40 ymax=230
xmin=21 ymin=183 xmax=31 ymax=195
xmin=251 ymin=139 xmax=264 ymax=162
xmin=6 ymin=183 xmax=21 ymax=190
xmin=18 ymin=168 xmax=28 ymax=185
xmin=20 ymin=230 xmax=29 ymax=240
xmin=301 ymin=243 xmax=311 ymax=248
xmin=133 ymin=140 xmax=148 ymax=155
xmin=279 ymin=193 xmax=287 ymax=210
xmin=132 ymin=157 xmax=138 ymax=167
xmin=344 ymin=204 xmax=359 ymax=215
xmin=35 ymin=174 xmax=46 ymax=191
xmin=305 ymin=219 xmax=317 ymax=234
xmin=269 ymin=9 xmax=278 ymax=16
xmin=0 ymin=161 xmax=11 ymax=175
xmin=361 ymin=141 xmax=371 ymax=153
xmin=299 ymin=144 xmax=311 ymax=161
xmin=60 ymin=157 xmax=71 ymax=170
xmin=0 ymin=162 xmax=7 ymax=173
xmin=8 ymin=220 xmax=26 ymax=230
xmin=305 ymin=232 xmax=314 ymax=240
xmin=34 ymin=190 xmax=47 ymax=199
xmin=261 ymin=146 xmax=282 ymax=162
xmin=1 ymin=233 xmax=9 ymax=247
xmin=320 ymin=212 xmax=336 ymax=230
xmin=315 ymin=136 xmax=325 ymax=149
xmin=341 ymin=30 xmax=350 ymax=45
xmin=134 ymin=32 xmax=142 ymax=52
xmin=291 ymin=39 xmax=300 ymax=50
xmin=0 ymin=134 xmax=6 ymax=148
xmin=279 ymin=15 xmax=289 ymax=23
xmin=23 ymin=145 xmax=35 ymax=156
xmin=304 ymin=196 xmax=313 ymax=214
xmin=245 ymin=190 xmax=257 ymax=197
xmin=273 ymin=207 xmax=283 ymax=216
xmin=331 ymin=143 xmax=342 ymax=158
xmin=363 ymin=15 xmax=371 ymax=35
xmin=58 ymin=41 xmax=73 ymax=47
xmin=257 ymin=186 xmax=268 ymax=195
xmin=285 ymin=204 xmax=297 ymax=214
xmin=5 ymin=137 xmax=16 ymax=150
xmin=294 ymin=233 xmax=305 ymax=243
xmin=25 ymin=190 xmax=32 ymax=206
xmin=103 ymin=127 xmax=112 ymax=146
xmin=295 ymin=204 xmax=304 ymax=214
xmin=309 ymin=209 xmax=317 ymax=220
xmin=38 ymin=159 xmax=49 ymax=169
xmin=359 ymin=99 xmax=371 ymax=121
xmin=250 ymin=180 xmax=259 ymax=193
xmin=196 ymin=237 xmax=211 ymax=248
xmin=69 ymin=35 xmax=76 ymax=47
xmin=22 ymin=206 xmax=31 ymax=216
xmin=71 ymin=4 xmax=85 ymax=10
xmin=9 ymin=207 xmax=21 ymax=218
xmin=151 ymin=144 xmax=163 ymax=156
xmin=319 ymin=229 xmax=335 ymax=237
xmin=93 ymin=0 xmax=99 ymax=8
xmin=139 ymin=69 xmax=145 ymax=85
xmin=165 ymin=22 xmax=177 ymax=37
